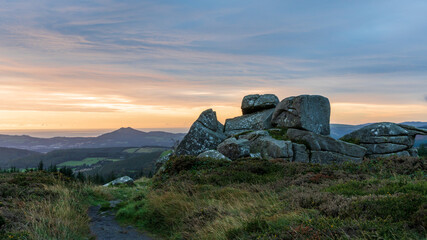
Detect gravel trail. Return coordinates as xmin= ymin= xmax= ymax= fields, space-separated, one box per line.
xmin=88 ymin=205 xmax=154 ymax=240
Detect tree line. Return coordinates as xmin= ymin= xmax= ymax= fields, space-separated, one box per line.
xmin=0 ymin=160 xmax=154 ymax=184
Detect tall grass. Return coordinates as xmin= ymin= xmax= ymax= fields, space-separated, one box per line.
xmin=110 ymin=156 xmax=427 ymax=239
xmin=24 ymin=183 xmax=92 ymax=240
xmin=0 ymin=172 xmax=108 ymax=240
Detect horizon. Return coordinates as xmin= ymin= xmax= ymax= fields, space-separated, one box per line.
xmin=1 ymin=120 xmax=426 ymax=138
xmin=1 ymin=1 xmax=427 ymax=130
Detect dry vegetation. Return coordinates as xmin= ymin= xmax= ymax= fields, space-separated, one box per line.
xmin=114 ymin=156 xmax=426 ymax=240
xmin=1 ymin=155 xmax=426 ymax=240
xmin=0 ymin=171 xmax=108 ymax=240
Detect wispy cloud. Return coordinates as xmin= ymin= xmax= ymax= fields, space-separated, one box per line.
xmin=0 ymin=0 xmax=426 ymax=129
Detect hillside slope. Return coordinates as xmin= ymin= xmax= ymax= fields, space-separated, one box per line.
xmin=0 ymin=147 xmax=41 ymax=168
xmin=0 ymin=127 xmax=185 ymax=152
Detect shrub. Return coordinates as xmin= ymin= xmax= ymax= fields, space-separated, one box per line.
xmin=0 ymin=214 xmax=5 ymax=229
xmin=410 ymin=204 xmax=427 ymax=232
xmin=156 ymin=156 xmax=286 ymax=187
xmin=348 ymin=193 xmax=426 ymax=222
xmin=324 ymin=180 xmax=371 ymax=196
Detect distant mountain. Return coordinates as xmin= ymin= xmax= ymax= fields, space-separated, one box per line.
xmin=330 ymin=121 xmax=427 ymax=147
xmin=0 ymin=147 xmax=42 ymax=168
xmin=0 ymin=127 xmax=185 ymax=152
xmin=329 ymin=123 xmax=371 ymax=139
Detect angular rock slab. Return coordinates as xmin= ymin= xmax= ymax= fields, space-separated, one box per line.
xmin=238 ymin=130 xmax=270 ymax=141
xmin=292 ymin=143 xmax=309 ymax=163
xmin=197 ymin=150 xmax=231 ymax=161
xmin=176 ymin=109 xmax=226 ymax=156
xmin=272 ymin=95 xmax=331 ymax=135
xmin=360 ymin=143 xmax=409 ymax=155
xmin=224 ymin=109 xmax=274 ymax=136
xmin=287 ymin=128 xmax=366 ymax=158
xmin=340 ymin=122 xmax=422 ymax=147
xmin=241 ymin=94 xmax=279 ymax=115
xmin=249 ymin=136 xmax=293 ymax=160
xmin=287 ymin=128 xmax=366 ymax=163
xmin=368 ymin=151 xmax=411 ymax=159
xmin=217 ymin=137 xmax=250 ymax=160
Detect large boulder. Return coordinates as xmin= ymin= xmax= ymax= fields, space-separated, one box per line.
xmin=197 ymin=150 xmax=231 ymax=161
xmin=340 ymin=122 xmax=427 ymax=158
xmin=241 ymin=94 xmax=279 ymax=115
xmin=286 ymin=128 xmax=366 ymax=163
xmin=217 ymin=138 xmax=250 ymax=160
xmin=249 ymin=136 xmax=293 ymax=160
xmin=224 ymin=109 xmax=274 ymax=136
xmin=176 ymin=109 xmax=226 ymax=156
xmin=272 ymin=95 xmax=331 ymax=135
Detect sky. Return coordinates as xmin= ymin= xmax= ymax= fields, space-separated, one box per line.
xmin=1 ymin=0 xmax=427 ymax=132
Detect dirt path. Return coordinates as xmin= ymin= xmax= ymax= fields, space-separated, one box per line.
xmin=88 ymin=205 xmax=154 ymax=240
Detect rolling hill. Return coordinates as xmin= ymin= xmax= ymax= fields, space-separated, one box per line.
xmin=0 ymin=127 xmax=185 ymax=152
xmin=0 ymin=147 xmax=42 ymax=169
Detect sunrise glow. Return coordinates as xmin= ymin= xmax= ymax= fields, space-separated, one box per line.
xmin=1 ymin=1 xmax=426 ymax=132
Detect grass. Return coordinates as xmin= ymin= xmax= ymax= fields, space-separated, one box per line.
xmin=2 ymin=155 xmax=426 ymax=239
xmin=108 ymin=155 xmax=427 ymax=239
xmin=0 ymin=171 xmax=104 ymax=240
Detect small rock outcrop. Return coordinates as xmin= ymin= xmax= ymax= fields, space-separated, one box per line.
xmin=340 ymin=122 xmax=427 ymax=158
xmin=176 ymin=109 xmax=226 ymax=156
xmin=287 ymin=128 xmax=367 ymax=163
xmin=272 ymin=95 xmax=330 ymax=135
xmin=103 ymin=176 xmax=134 ymax=187
xmin=224 ymin=109 xmax=274 ymax=136
xmin=197 ymin=150 xmax=230 ymax=161
xmin=241 ymin=94 xmax=279 ymax=114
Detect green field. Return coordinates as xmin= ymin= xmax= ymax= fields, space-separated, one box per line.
xmin=58 ymin=157 xmax=120 ymax=167
xmin=160 ymin=149 xmax=173 ymax=158
xmin=123 ymin=147 xmax=167 ymax=154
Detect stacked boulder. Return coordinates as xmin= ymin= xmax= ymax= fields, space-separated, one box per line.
xmin=175 ymin=94 xmax=369 ymax=164
xmin=224 ymin=94 xmax=279 ymax=136
xmin=340 ymin=122 xmax=427 ymax=158
xmin=167 ymin=93 xmax=426 ymax=167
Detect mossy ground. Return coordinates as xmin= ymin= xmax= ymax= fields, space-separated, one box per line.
xmin=112 ymin=155 xmax=426 ymax=239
